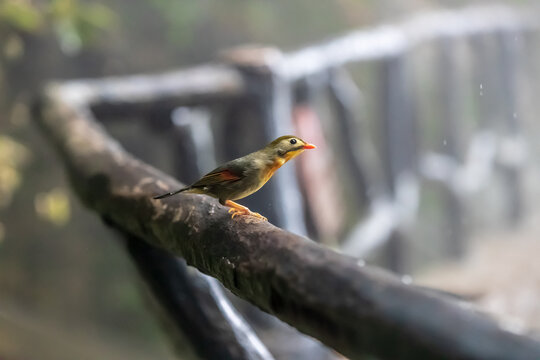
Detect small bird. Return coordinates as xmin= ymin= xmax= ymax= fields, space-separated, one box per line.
xmin=153 ymin=135 xmax=316 ymax=220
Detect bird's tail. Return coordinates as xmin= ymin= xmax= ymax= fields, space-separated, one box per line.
xmin=153 ymin=187 xmax=190 ymax=200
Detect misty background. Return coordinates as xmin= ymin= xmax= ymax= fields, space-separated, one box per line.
xmin=1 ymin=1 xmax=540 ymax=359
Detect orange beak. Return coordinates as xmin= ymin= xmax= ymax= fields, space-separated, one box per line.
xmin=303 ymin=143 xmax=316 ymax=150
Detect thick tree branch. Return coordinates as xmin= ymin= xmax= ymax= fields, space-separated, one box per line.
xmin=35 ymin=81 xmax=540 ymax=360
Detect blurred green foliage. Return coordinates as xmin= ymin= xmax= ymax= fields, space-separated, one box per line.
xmin=34 ymin=187 xmax=70 ymax=226
xmin=0 ymin=0 xmax=115 ymax=55
xmin=146 ymin=0 xmax=202 ymax=45
xmin=0 ymin=1 xmax=43 ymax=31
xmin=0 ymin=135 xmax=30 ymax=209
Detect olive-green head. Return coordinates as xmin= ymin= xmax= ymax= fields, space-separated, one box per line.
xmin=263 ymin=135 xmax=316 ymax=161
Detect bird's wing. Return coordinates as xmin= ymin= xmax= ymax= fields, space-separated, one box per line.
xmin=191 ymin=163 xmax=245 ymax=188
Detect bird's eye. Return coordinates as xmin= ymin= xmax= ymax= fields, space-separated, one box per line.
xmin=290 ymin=139 xmax=297 ymax=145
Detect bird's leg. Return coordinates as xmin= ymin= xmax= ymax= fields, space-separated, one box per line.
xmin=224 ymin=200 xmax=267 ymax=221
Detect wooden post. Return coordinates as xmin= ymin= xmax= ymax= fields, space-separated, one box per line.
xmin=327 ymin=68 xmax=371 ymax=208
xmin=470 ymin=34 xmax=500 ymax=130
xmin=438 ymin=37 xmax=466 ymax=258
xmin=470 ymin=31 xmax=526 ymax=226
xmin=170 ymin=106 xmax=217 ymax=184
xmin=221 ymin=46 xmax=308 ymax=235
xmin=496 ymin=29 xmax=525 ymax=224
xmin=379 ymin=55 xmax=418 ymax=190
xmin=378 ymin=54 xmax=418 ymax=273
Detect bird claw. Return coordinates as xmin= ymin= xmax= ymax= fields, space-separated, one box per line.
xmin=228 ymin=207 xmax=267 ymax=221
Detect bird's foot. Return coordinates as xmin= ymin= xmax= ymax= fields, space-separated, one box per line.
xmin=225 ymin=200 xmax=267 ymax=221
xmin=228 ymin=207 xmax=267 ymax=221
xmin=228 ymin=207 xmax=246 ymax=219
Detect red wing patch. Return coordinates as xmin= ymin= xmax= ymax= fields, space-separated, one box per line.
xmin=197 ymin=169 xmax=242 ymax=185
xmin=214 ymin=169 xmax=241 ymax=181
xmin=193 ymin=168 xmax=243 ymax=188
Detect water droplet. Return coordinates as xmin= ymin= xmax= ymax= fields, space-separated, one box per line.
xmin=443 ymin=139 xmax=447 ymax=146
xmin=479 ymin=83 xmax=483 ymax=89
xmin=357 ymin=259 xmax=365 ymax=267
xmin=479 ymin=91 xmax=483 ymax=96
xmin=513 ymin=112 xmax=517 ymax=119
xmin=401 ymin=275 xmax=412 ymax=284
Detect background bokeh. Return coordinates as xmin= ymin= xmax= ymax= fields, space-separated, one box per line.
xmin=1 ymin=1 xmax=539 ymax=359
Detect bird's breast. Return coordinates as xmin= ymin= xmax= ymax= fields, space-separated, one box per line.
xmin=262 ymin=158 xmax=286 ymax=183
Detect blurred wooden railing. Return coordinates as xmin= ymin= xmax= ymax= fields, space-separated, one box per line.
xmin=34 ymin=5 xmax=540 ymax=360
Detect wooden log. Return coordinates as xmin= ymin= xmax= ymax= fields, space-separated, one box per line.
xmin=34 ymin=83 xmax=540 ymax=360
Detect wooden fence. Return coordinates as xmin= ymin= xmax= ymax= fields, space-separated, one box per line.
xmin=34 ymin=5 xmax=540 ymax=360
